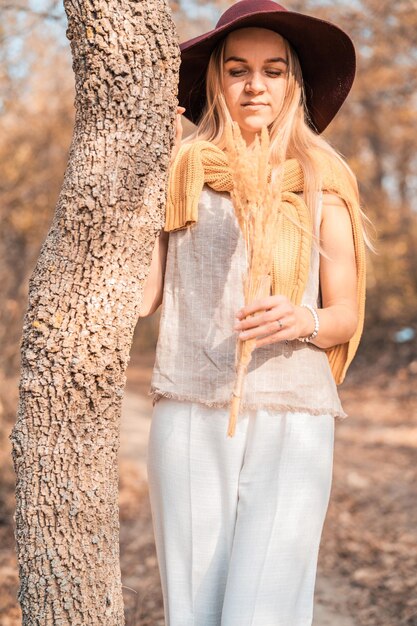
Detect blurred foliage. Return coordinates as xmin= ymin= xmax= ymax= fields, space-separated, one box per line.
xmin=0 ymin=0 xmax=416 ymax=387
xmin=0 ymin=2 xmax=415 ymax=623
xmin=290 ymin=0 xmax=417 ymax=340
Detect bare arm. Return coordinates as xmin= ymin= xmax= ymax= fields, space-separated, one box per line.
xmin=300 ymin=192 xmax=358 ymax=348
xmin=138 ymin=229 xmax=169 ymax=317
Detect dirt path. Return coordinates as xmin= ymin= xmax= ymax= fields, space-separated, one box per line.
xmin=120 ymin=389 xmax=357 ymax=626
xmin=0 ymin=358 xmax=413 ymax=625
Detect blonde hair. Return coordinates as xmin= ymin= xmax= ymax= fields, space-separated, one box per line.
xmin=182 ymin=32 xmax=375 ymax=251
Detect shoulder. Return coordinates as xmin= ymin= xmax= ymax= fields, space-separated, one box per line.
xmin=308 ymin=147 xmax=358 ymax=196
xmin=321 ymin=192 xmax=349 ymax=225
xmin=322 ymin=192 xmax=348 ymax=208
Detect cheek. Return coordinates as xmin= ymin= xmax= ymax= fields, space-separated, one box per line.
xmin=223 ymin=81 xmax=242 ymax=110
xmin=272 ymin=81 xmax=287 ymax=110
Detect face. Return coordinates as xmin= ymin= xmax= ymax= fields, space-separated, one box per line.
xmin=222 ymin=27 xmax=288 ymax=146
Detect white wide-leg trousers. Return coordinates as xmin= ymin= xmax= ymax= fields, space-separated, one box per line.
xmin=146 ymin=397 xmax=335 ymax=626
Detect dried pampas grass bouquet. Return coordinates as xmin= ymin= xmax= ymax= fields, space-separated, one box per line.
xmin=225 ymin=122 xmax=284 ymax=437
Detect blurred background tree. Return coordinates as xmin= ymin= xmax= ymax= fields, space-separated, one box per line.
xmin=0 ymin=0 xmax=416 ymax=623
xmin=1 ymin=0 xmax=415 ymax=389
xmin=1 ymin=0 xmax=416 ymax=527
xmin=1 ymin=0 xmax=416 ymax=525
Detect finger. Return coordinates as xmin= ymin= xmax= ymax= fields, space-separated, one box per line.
xmin=255 ymin=331 xmax=286 ymax=348
xmin=236 ymin=295 xmax=287 ymax=319
xmin=234 ymin=311 xmax=263 ymax=331
xmin=255 ymin=323 xmax=299 ymax=347
xmin=235 ymin=306 xmax=284 ymax=331
xmin=175 ymin=118 xmax=183 ymax=137
xmin=235 ymin=312 xmax=269 ymax=331
xmin=235 ymin=300 xmax=269 ymax=320
xmin=238 ymin=319 xmax=285 ymax=341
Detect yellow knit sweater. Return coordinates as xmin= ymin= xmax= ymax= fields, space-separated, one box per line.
xmin=164 ymin=140 xmax=366 ymax=385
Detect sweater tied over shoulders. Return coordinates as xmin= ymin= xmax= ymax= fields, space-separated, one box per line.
xmin=164 ymin=140 xmax=366 ymax=386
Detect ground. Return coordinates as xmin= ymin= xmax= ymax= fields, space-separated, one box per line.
xmin=1 ymin=351 xmax=416 ymax=625
xmin=120 ymin=352 xmax=417 ymax=626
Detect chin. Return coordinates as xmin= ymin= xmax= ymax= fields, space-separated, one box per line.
xmin=242 ymin=123 xmax=270 ymax=134
xmin=241 ymin=118 xmax=274 ymax=132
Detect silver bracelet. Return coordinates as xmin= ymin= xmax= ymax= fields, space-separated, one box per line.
xmin=297 ymin=304 xmax=319 ymax=343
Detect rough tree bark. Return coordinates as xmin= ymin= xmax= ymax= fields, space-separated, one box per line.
xmin=9 ymin=1 xmax=180 ymax=623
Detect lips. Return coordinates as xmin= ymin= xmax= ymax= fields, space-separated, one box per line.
xmin=242 ymin=102 xmax=268 ymax=108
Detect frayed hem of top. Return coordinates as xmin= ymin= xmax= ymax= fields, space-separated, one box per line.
xmin=148 ymin=388 xmax=348 ymax=421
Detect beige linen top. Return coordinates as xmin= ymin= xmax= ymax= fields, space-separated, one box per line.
xmin=149 ymin=185 xmax=347 ymax=421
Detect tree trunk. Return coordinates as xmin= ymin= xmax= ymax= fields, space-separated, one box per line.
xmin=9 ymin=1 xmax=179 ymax=623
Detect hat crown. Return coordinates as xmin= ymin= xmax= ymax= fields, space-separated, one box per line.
xmin=216 ymin=0 xmax=287 ymax=29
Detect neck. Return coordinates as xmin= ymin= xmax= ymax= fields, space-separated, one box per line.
xmin=239 ymin=128 xmax=261 ymax=148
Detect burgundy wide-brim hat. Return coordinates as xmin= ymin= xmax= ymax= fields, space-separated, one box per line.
xmin=179 ymin=0 xmax=356 ymax=133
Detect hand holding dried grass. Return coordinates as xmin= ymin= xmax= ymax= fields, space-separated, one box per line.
xmin=225 ymin=122 xmax=284 ymax=437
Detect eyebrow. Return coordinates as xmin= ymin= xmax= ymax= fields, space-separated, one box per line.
xmin=224 ymin=55 xmax=288 ymax=65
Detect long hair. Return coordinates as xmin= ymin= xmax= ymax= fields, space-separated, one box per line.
xmin=182 ymin=33 xmax=374 ymax=251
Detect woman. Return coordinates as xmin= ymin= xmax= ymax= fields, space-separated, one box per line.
xmin=139 ymin=1 xmax=370 ymax=624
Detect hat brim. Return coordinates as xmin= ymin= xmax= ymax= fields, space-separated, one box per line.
xmin=178 ymin=10 xmax=356 ymax=134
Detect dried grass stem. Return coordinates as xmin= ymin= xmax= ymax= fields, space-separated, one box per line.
xmin=225 ymin=123 xmax=284 ymax=437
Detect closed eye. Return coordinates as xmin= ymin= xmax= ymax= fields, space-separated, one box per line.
xmin=228 ymin=69 xmax=285 ymax=77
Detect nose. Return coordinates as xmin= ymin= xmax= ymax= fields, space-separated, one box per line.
xmin=245 ymin=71 xmax=266 ymax=94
